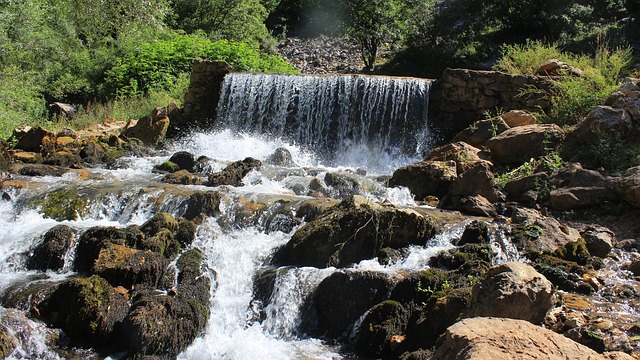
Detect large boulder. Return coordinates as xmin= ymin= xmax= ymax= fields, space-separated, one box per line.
xmin=13 ymin=126 xmax=56 ymax=154
xmin=124 ymin=288 xmax=209 ymax=358
xmin=467 ymin=262 xmax=555 ymax=324
xmin=580 ymin=225 xmax=614 ymax=258
xmin=27 ymin=225 xmax=76 ymax=271
xmin=550 ymin=187 xmax=618 ymax=210
xmin=183 ymin=191 xmax=222 ymax=222
xmin=447 ymin=162 xmax=503 ymax=203
xmin=207 ymin=157 xmax=262 ymax=187
xmin=40 ymin=275 xmax=129 ymax=347
xmin=304 ymin=270 xmax=396 ymax=339
xmin=486 ymin=124 xmax=565 ymax=164
xmin=572 ymin=105 xmax=632 ymax=140
xmin=92 ymin=243 xmax=172 ymax=289
xmin=389 ymin=160 xmax=457 ymax=200
xmin=432 ymin=317 xmax=620 ymax=360
xmin=74 ymin=227 xmax=130 ymax=273
xmin=273 ymin=195 xmax=439 ymax=268
xmin=122 ymin=107 xmax=171 ymax=145
xmin=355 ymin=300 xmax=411 ymax=358
xmin=507 ymin=206 xmax=582 ymax=254
xmin=620 ymin=166 xmax=640 ymax=208
xmin=168 ymin=151 xmax=197 ymax=172
xmin=452 ymin=117 xmax=510 ymax=148
xmin=266 ymin=147 xmax=296 ymax=167
xmin=426 ymin=142 xmax=492 ymax=173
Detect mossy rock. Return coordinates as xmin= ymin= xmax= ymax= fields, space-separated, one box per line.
xmin=355 ymin=300 xmax=411 ymax=358
xmin=27 ymin=224 xmax=76 ymax=271
xmin=37 ymin=189 xmax=88 ymax=221
xmin=176 ymin=248 xmax=211 ymax=306
xmin=0 ymin=324 xmax=17 ymax=358
xmin=0 ymin=274 xmax=59 ymax=311
xmin=140 ymin=212 xmax=179 ymax=237
xmin=176 ymin=218 xmax=197 ymax=247
xmin=74 ymin=227 xmax=128 ymax=273
xmin=184 ymin=192 xmax=221 ymax=222
xmin=429 ymin=243 xmax=494 ymax=271
xmin=154 ymin=160 xmax=180 ymax=173
xmin=273 ymin=196 xmax=439 ymax=268
xmin=40 ymin=275 xmax=129 ymax=348
xmin=532 ymin=253 xmax=593 ymax=294
xmin=390 ymin=268 xmax=452 ymax=304
xmin=92 ymin=243 xmax=172 ymax=289
xmin=124 ymin=289 xmax=209 ymax=357
xmin=137 ymin=228 xmax=180 ymax=259
xmin=555 ymin=238 xmax=591 ymax=265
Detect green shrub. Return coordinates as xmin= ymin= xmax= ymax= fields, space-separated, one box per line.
xmin=495 ymin=40 xmax=632 ymax=126
xmin=105 ymin=33 xmax=297 ymax=97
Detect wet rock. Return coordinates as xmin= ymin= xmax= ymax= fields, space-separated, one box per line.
xmin=74 ymin=227 xmax=129 ymax=273
xmin=140 ymin=212 xmax=179 ymax=236
xmin=555 ymin=239 xmax=591 ymax=266
xmin=486 ymin=124 xmax=565 ymax=164
xmin=507 ymin=206 xmax=581 ymax=254
xmin=467 ymin=262 xmax=555 ymax=324
xmin=273 ymin=195 xmax=438 ymax=268
xmin=355 ymin=300 xmax=411 ymax=358
xmin=43 ymin=151 xmax=81 ymax=167
xmin=457 ymin=220 xmax=490 ymax=246
xmin=389 ymin=160 xmax=457 ymax=200
xmin=169 ymin=151 xmax=197 ymax=172
xmin=92 ymin=243 xmax=172 ymax=289
xmin=305 ymin=270 xmax=396 ymax=339
xmin=426 ymin=142 xmax=492 ymax=174
xmin=252 ymin=268 xmax=279 ymax=312
xmin=0 ymin=321 xmax=17 ymax=358
xmin=13 ymin=126 xmax=56 ymax=154
xmin=184 ymin=191 xmax=221 ymax=222
xmin=266 ymin=147 xmax=296 ymax=167
xmin=452 ymin=117 xmax=510 ymax=148
xmin=501 ymin=110 xmax=537 ymax=127
xmin=124 ymin=288 xmax=209 ymax=358
xmin=207 ymin=157 xmax=262 ymax=187
xmin=176 ymin=218 xmax=197 ymax=247
xmin=27 ymin=225 xmax=76 ymax=271
xmin=432 ymin=317 xmax=606 ymax=360
xmin=40 ymin=275 xmax=129 ymax=348
xmin=137 ymin=228 xmax=181 ymax=259
xmin=154 ymin=160 xmax=180 ymax=173
xmin=161 ymin=169 xmax=205 ymax=185
xmin=37 ymin=188 xmax=88 ymax=221
xmin=0 ymin=275 xmax=59 ymax=311
xmin=399 ymin=287 xmax=472 ymax=352
xmin=176 ymin=248 xmax=212 ymax=307
xmin=18 ymin=164 xmax=67 ymax=177
xmin=79 ymin=141 xmax=108 ymax=164
xmin=324 ymin=171 xmax=360 ymax=197
xmin=532 ymin=254 xmax=593 ymax=294
xmin=581 ymin=225 xmax=615 ymax=258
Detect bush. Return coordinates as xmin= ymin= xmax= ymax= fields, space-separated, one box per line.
xmin=105 ymin=33 xmax=297 ymax=97
xmin=495 ymin=40 xmax=633 ymax=126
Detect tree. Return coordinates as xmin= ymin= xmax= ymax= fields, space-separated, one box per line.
xmin=343 ymin=0 xmax=405 ymax=72
xmin=168 ymin=0 xmax=275 ymax=46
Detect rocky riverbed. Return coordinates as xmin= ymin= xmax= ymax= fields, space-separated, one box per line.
xmin=0 ymin=71 xmax=640 ymax=359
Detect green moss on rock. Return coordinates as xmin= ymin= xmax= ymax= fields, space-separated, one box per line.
xmin=38 ymin=189 xmax=88 ymax=221
xmin=555 ymin=238 xmax=591 ymax=265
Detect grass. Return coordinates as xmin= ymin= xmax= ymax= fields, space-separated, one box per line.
xmin=494 ymin=39 xmax=633 ymax=127
xmin=0 ymin=73 xmax=189 ymax=140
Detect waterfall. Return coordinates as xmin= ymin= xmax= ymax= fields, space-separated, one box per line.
xmin=214 ymin=73 xmax=432 ymax=166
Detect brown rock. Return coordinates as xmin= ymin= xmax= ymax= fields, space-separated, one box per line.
xmin=161 ymin=170 xmax=205 ymax=185
xmin=432 ymin=317 xmax=608 ymax=360
xmin=13 ymin=126 xmax=56 ymax=153
xmin=550 ymin=187 xmax=618 ymax=210
xmin=452 ymin=117 xmax=509 ymax=148
xmin=426 ymin=142 xmax=492 ymax=173
xmin=486 ymin=124 xmax=565 ymax=164
xmin=572 ymin=106 xmax=632 ymax=139
xmin=467 ymin=262 xmax=555 ymax=324
xmin=449 ymin=162 xmax=503 ymax=203
xmin=12 ymin=151 xmax=41 ymax=164
xmin=389 ymin=160 xmax=457 ymax=200
xmin=621 ymin=166 xmax=640 ymax=207
xmin=122 ymin=109 xmax=170 ymax=145
xmin=500 ymin=110 xmax=536 ymax=127
xmin=509 ymin=206 xmax=581 ymax=252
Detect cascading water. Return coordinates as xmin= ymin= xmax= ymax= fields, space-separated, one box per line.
xmin=214 ymin=73 xmax=432 ymax=172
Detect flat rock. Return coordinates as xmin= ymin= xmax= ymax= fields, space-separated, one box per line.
xmin=432 ymin=317 xmax=618 ymax=360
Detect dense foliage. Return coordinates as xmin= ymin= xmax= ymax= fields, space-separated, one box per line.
xmin=1 ymin=0 xmax=639 ymax=138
